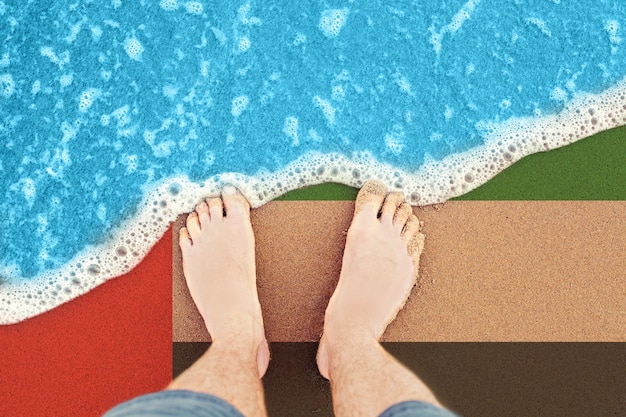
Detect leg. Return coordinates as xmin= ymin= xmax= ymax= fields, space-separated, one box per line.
xmin=168 ymin=186 xmax=270 ymax=417
xmin=317 ymin=180 xmax=445 ymax=417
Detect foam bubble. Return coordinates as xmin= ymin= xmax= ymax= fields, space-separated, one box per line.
xmin=123 ymin=37 xmax=144 ymax=61
xmin=40 ymin=47 xmax=70 ymax=69
xmin=499 ymin=99 xmax=511 ymax=110
xmin=0 ymin=53 xmax=9 ymax=67
xmin=112 ymin=0 xmax=122 ymax=9
xmin=78 ymin=88 xmax=102 ymax=112
xmin=429 ymin=0 xmax=480 ymax=54
xmin=394 ymin=74 xmax=414 ymax=95
xmin=21 ymin=178 xmax=37 ymax=207
xmin=184 ymin=1 xmax=203 ymax=15
xmin=238 ymin=3 xmax=261 ymax=26
xmin=604 ymin=19 xmax=621 ymax=49
xmin=384 ymin=125 xmax=406 ymax=154
xmin=211 ymin=28 xmax=227 ymax=45
xmin=308 ymin=129 xmax=322 ymax=142
xmin=162 ymin=84 xmax=178 ymax=98
xmin=283 ymin=116 xmax=299 ymax=146
xmin=31 ymin=80 xmax=41 ymax=95
xmin=238 ymin=36 xmax=251 ymax=52
xmin=319 ymin=8 xmax=349 ymax=38
xmin=550 ymin=86 xmax=568 ymax=101
xmin=143 ymin=129 xmax=156 ymax=144
xmin=526 ymin=17 xmax=552 ymax=37
xmin=448 ymin=0 xmax=480 ymax=32
xmin=91 ymin=26 xmax=103 ymax=41
xmin=231 ymin=95 xmax=249 ymax=117
xmin=122 ymin=154 xmax=138 ymax=173
xmin=65 ymin=17 xmax=87 ymax=44
xmin=0 ymin=73 xmax=14 ymax=98
xmin=59 ymin=74 xmax=73 ymax=88
xmin=112 ymin=105 xmax=131 ymax=126
xmin=293 ymin=33 xmax=306 ymax=46
xmin=200 ymin=60 xmax=210 ymax=77
xmin=331 ymin=85 xmax=345 ymax=100
xmin=96 ymin=203 xmax=107 ymax=222
xmin=159 ymin=0 xmax=178 ymax=11
xmin=312 ymin=95 xmax=336 ymax=125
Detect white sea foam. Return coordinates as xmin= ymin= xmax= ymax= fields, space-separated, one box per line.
xmin=0 ymin=53 xmax=9 ymax=67
xmin=312 ymin=95 xmax=336 ymax=125
xmin=319 ymin=8 xmax=349 ymax=38
xmin=238 ymin=3 xmax=262 ymax=26
xmin=231 ymin=95 xmax=249 ymax=117
xmin=526 ymin=17 xmax=552 ymax=37
xmin=31 ymin=80 xmax=41 ymax=95
xmin=59 ymin=74 xmax=73 ymax=88
xmin=124 ymin=37 xmax=144 ymax=61
xmin=430 ymin=0 xmax=481 ymax=54
xmin=2 ymin=78 xmax=626 ymax=324
xmin=184 ymin=1 xmax=203 ymax=15
xmin=293 ymin=33 xmax=307 ymax=46
xmin=78 ymin=88 xmax=101 ymax=112
xmin=91 ymin=26 xmax=103 ymax=41
xmin=0 ymin=73 xmax=14 ymax=97
xmin=238 ymin=37 xmax=251 ymax=53
xmin=283 ymin=116 xmax=299 ymax=145
xmin=159 ymin=0 xmax=178 ymax=12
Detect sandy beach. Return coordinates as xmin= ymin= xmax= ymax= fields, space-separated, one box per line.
xmin=173 ymin=200 xmax=626 ymax=343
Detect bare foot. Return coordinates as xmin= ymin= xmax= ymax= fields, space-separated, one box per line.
xmin=179 ymin=186 xmax=270 ymax=378
xmin=317 ymin=180 xmax=425 ymax=380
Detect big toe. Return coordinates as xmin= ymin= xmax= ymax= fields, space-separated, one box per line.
xmin=354 ymin=179 xmax=387 ymax=218
xmin=221 ymin=185 xmax=251 ymax=219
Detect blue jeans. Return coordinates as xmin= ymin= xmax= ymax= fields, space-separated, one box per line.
xmin=103 ymin=390 xmax=460 ymax=417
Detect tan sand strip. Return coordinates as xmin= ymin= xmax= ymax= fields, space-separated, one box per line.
xmin=173 ymin=201 xmax=626 ymax=342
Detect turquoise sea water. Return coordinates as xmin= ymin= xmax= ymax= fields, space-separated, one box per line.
xmin=1 ymin=0 xmax=626 ymax=323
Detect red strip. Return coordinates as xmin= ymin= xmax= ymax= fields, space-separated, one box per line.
xmin=0 ymin=227 xmax=172 ymax=416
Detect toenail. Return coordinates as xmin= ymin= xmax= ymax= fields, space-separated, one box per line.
xmin=223 ymin=185 xmax=237 ymax=195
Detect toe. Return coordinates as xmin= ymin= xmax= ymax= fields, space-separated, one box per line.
xmin=401 ymin=214 xmax=420 ymax=242
xmin=186 ymin=211 xmax=201 ymax=238
xmin=394 ymin=202 xmax=413 ymax=231
xmin=408 ymin=232 xmax=425 ymax=257
xmin=354 ymin=179 xmax=387 ymax=218
xmin=179 ymin=226 xmax=192 ymax=248
xmin=380 ymin=192 xmax=405 ymax=225
xmin=206 ymin=197 xmax=224 ymax=222
xmin=195 ymin=201 xmax=210 ymax=228
xmin=221 ymin=185 xmax=251 ymax=218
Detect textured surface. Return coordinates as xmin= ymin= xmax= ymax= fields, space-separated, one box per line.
xmin=0 ymin=228 xmax=173 ymax=417
xmin=173 ymin=342 xmax=626 ymax=417
xmin=173 ymin=200 xmax=626 ymax=342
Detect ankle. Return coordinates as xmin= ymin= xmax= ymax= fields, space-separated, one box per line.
xmin=324 ymin=324 xmax=378 ymax=352
xmin=209 ymin=314 xmax=265 ymax=346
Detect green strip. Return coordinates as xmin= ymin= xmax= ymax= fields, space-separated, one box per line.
xmin=275 ymin=182 xmax=358 ymax=201
xmin=277 ymin=125 xmax=626 ymax=201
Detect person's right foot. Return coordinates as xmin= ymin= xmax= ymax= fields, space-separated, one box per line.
xmin=316 ymin=180 xmax=425 ymax=380
xmin=179 ymin=186 xmax=270 ymax=378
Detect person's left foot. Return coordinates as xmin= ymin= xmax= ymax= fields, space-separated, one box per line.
xmin=179 ymin=186 xmax=270 ymax=377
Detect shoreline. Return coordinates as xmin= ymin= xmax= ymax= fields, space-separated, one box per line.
xmin=1 ymin=79 xmax=626 ymax=324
